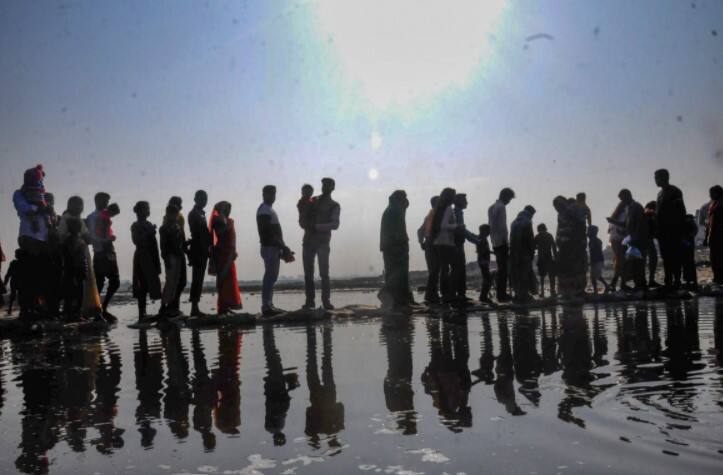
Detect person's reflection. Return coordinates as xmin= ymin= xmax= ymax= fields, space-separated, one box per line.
xmin=472 ymin=315 xmax=494 ymax=385
xmin=191 ymin=330 xmax=217 ymax=451
xmin=60 ymin=335 xmax=98 ymax=453
xmin=715 ymin=301 xmax=723 ymax=368
xmin=591 ymin=306 xmax=609 ymax=367
xmin=664 ymin=300 xmax=702 ymax=380
xmin=540 ymin=307 xmax=560 ymax=376
xmin=557 ymin=307 xmax=594 ymax=428
xmin=263 ymin=325 xmax=299 ymax=446
xmin=305 ymin=324 xmax=345 ymax=449
xmin=493 ymin=314 xmax=525 ymax=416
xmin=162 ymin=327 xmax=191 ymax=440
xmin=90 ymin=337 xmax=124 ymax=454
xmin=134 ymin=330 xmax=164 ymax=448
xmin=15 ymin=338 xmax=64 ymax=474
xmin=421 ymin=318 xmax=473 ymax=430
xmin=380 ymin=316 xmax=417 ymax=435
xmin=513 ymin=314 xmax=542 ymax=406
xmin=214 ymin=329 xmax=242 ymax=435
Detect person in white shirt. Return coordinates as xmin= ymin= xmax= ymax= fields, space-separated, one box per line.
xmin=488 ymin=188 xmax=515 ymax=302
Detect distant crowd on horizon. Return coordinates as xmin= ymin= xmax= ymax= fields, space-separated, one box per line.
xmin=1 ymin=164 xmax=723 ymax=323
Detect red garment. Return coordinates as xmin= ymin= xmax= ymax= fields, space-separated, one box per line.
xmin=210 ymin=212 xmax=242 ymax=313
xmin=96 ymin=209 xmax=115 ymax=241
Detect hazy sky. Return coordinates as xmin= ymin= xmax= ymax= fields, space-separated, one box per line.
xmin=1 ymin=0 xmax=722 ymax=280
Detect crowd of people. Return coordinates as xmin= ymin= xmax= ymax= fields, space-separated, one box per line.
xmin=2 ymin=164 xmax=723 ymax=322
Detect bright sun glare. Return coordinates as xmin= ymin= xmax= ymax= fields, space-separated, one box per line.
xmin=314 ymin=0 xmax=508 ymax=111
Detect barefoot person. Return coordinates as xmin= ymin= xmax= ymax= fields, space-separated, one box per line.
xmin=379 ymin=190 xmax=414 ymax=308
xmin=257 ymin=185 xmax=293 ymax=316
xmin=188 ymin=190 xmax=212 ymax=317
xmin=209 ymin=201 xmax=243 ymax=315
xmin=488 ymin=188 xmax=515 ymax=302
xmin=131 ymin=201 xmax=162 ymax=322
xmin=87 ymin=192 xmax=120 ymax=321
xmin=302 ymin=178 xmax=340 ymax=310
xmin=159 ymin=204 xmax=186 ymax=318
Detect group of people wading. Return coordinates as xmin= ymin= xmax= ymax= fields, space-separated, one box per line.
xmin=2 ymin=164 xmax=723 ymax=321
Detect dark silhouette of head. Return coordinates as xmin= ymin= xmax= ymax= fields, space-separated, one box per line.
xmin=709 ymin=185 xmax=723 ymax=201
xmin=168 ymin=196 xmax=183 ymax=211
xmin=654 ymin=169 xmax=670 ymax=187
xmin=67 ymin=196 xmax=84 ymax=216
xmin=576 ymin=192 xmax=586 ymax=204
xmin=133 ymin=201 xmax=150 ymax=219
xmin=194 ymin=190 xmax=208 ymax=208
xmin=390 ymin=190 xmax=408 ymax=210
xmin=301 ymin=184 xmax=314 ymax=198
xmin=215 ymin=201 xmax=232 ymax=218
xmin=499 ymin=188 xmax=515 ymax=205
xmin=95 ymin=192 xmax=110 ymax=210
xmin=618 ymin=189 xmax=633 ymax=205
xmin=588 ymin=225 xmax=599 ymax=238
xmin=430 ymin=195 xmax=440 ymax=208
xmin=108 ymin=203 xmax=120 ymax=217
xmin=263 ymin=185 xmax=276 ymax=205
xmin=321 ymin=178 xmax=335 ymax=195
xmin=479 ymin=223 xmax=490 ymax=236
xmin=165 ymin=204 xmax=180 ymax=221
xmin=45 ymin=192 xmax=55 ymax=207
xmin=524 ymin=205 xmax=536 ymax=216
xmin=454 ymin=193 xmax=468 ymax=210
xmin=553 ymin=195 xmax=567 ymax=213
xmin=537 ymin=223 xmax=547 ymax=233
xmin=645 ymin=200 xmax=657 ymax=211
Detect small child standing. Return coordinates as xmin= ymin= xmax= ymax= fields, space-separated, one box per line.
xmin=3 ymin=250 xmax=22 ymax=315
xmin=534 ymin=223 xmax=557 ymax=297
xmin=476 ymin=224 xmax=492 ymax=302
xmin=588 ymin=226 xmax=608 ymax=294
xmin=61 ymin=219 xmax=87 ymax=319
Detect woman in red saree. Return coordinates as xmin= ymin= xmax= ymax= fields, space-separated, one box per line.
xmin=209 ymin=202 xmax=243 ymax=315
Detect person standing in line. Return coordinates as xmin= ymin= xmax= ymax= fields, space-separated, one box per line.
xmin=257 ymin=185 xmax=293 ymax=316
xmin=643 ymin=201 xmax=661 ymax=288
xmin=619 ymin=189 xmax=648 ymax=290
xmin=587 ymin=226 xmax=608 ymax=294
xmin=159 ymin=205 xmax=186 ymax=318
xmin=576 ymin=192 xmax=592 ymax=227
xmin=165 ymin=196 xmax=187 ymax=313
xmin=131 ymin=201 xmax=162 ymax=322
xmin=417 ymin=196 xmax=440 ymax=305
xmin=453 ymin=193 xmax=478 ymax=302
xmin=704 ymin=185 xmax=723 ymax=284
xmin=188 ymin=190 xmax=212 ymax=317
xmin=475 ymin=224 xmax=492 ymax=303
xmin=488 ymin=188 xmax=515 ymax=302
xmin=607 ymin=198 xmax=629 ymax=292
xmin=60 ymin=218 xmax=87 ymax=320
xmin=654 ymin=169 xmax=687 ymax=290
xmin=379 ymin=190 xmax=414 ymax=309
xmin=534 ymin=223 xmax=557 ymax=298
xmin=87 ymin=192 xmax=120 ymax=321
xmin=430 ymin=188 xmax=458 ymax=304
xmin=554 ymin=196 xmax=588 ymax=299
xmin=509 ymin=206 xmax=536 ymax=303
xmin=209 ymin=201 xmax=243 ymax=315
xmin=682 ymin=214 xmax=699 ymax=290
xmin=302 ymin=178 xmax=340 ymax=310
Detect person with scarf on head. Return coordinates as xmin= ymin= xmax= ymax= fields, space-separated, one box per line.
xmin=209 ymin=201 xmax=243 ymax=315
xmin=510 ymin=205 xmax=537 ymax=303
xmin=705 ymin=185 xmax=723 ymax=285
xmin=379 ymin=190 xmax=415 ymax=309
xmin=131 ymin=201 xmax=162 ymax=322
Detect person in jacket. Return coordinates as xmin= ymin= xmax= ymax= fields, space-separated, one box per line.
xmin=257 ymin=185 xmax=293 ymax=316
xmin=131 ymin=201 xmax=162 ymax=321
xmin=188 ymin=190 xmax=212 ymax=317
xmin=488 ymin=188 xmax=515 ymax=302
xmin=453 ymin=193 xmax=478 ymax=302
xmin=379 ymin=190 xmax=414 ymax=308
xmin=418 ymin=196 xmax=440 ymax=304
xmin=510 ymin=206 xmax=536 ymax=303
xmin=655 ymin=169 xmax=687 ymax=290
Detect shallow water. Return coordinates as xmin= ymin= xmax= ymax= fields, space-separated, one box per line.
xmin=1 ymin=291 xmax=722 ymax=475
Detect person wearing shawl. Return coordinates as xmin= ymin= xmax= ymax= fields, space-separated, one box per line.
xmin=378 ymin=190 xmax=414 ymax=308
xmin=705 ymin=185 xmax=723 ymax=284
xmin=210 ymin=201 xmax=243 ymax=315
xmin=58 ymin=196 xmax=103 ymax=319
xmin=509 ymin=205 xmax=537 ymax=303
xmin=164 ymin=196 xmax=187 ymax=312
xmin=554 ymin=196 xmax=588 ymax=298
xmin=131 ymin=201 xmax=162 ymax=321
xmin=159 ymin=204 xmax=186 ymax=317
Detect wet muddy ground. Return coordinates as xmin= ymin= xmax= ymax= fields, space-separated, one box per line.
xmin=0 ymin=291 xmax=722 ymax=474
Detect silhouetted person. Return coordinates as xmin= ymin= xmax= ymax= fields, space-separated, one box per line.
xmin=587 ymin=226 xmax=608 ymax=294
xmin=257 ymin=185 xmax=293 ymax=316
xmin=613 ymin=189 xmax=647 ymax=290
xmin=60 ymin=218 xmax=87 ymax=319
xmin=494 ymin=314 xmax=525 ymax=415
xmin=534 ymin=223 xmax=557 ymax=297
xmin=510 ymin=205 xmax=536 ymax=302
xmin=381 ymin=316 xmax=417 ymax=435
xmin=160 ymin=205 xmax=186 ymax=317
xmin=4 ymin=251 xmax=20 ymax=315
xmin=557 ymin=307 xmax=595 ymax=428
xmin=655 ymin=169 xmax=687 ymax=289
xmin=303 ymin=178 xmax=340 ymax=310
xmin=704 ymin=185 xmax=723 ymax=284
xmin=297 ymin=183 xmax=315 ymax=234
xmin=188 ymin=190 xmax=212 ymax=317
xmin=475 ymin=224 xmax=492 ymax=302
xmin=87 ymin=192 xmax=120 ymax=320
xmin=489 ymin=188 xmax=515 ymax=302
xmin=131 ymin=201 xmax=162 ymax=321
xmin=554 ymin=196 xmax=587 ymax=298
xmin=263 ymin=325 xmax=298 ymax=446
xmin=134 ymin=330 xmax=163 ymax=448
xmin=162 ymin=327 xmax=192 ymax=440
xmin=44 ymin=192 xmax=62 ymax=318
xmin=682 ymin=213 xmax=698 ymax=290
xmin=644 ymin=201 xmax=661 ymax=287
xmin=430 ymin=188 xmax=458 ymax=304
xmin=190 ymin=330 xmax=217 ymax=451
xmin=607 ymin=197 xmax=628 ymax=292
xmin=210 ymin=202 xmax=243 ymax=315
xmin=513 ymin=316 xmax=542 ymax=406
xmin=418 ymin=196 xmax=440 ymax=304
xmin=166 ymin=196 xmax=187 ymax=312
xmin=90 ymin=338 xmax=124 ymax=454
xmin=576 ymin=192 xmax=592 ymax=227
xmin=453 ymin=193 xmax=477 ymax=301
xmin=213 ymin=329 xmax=243 ymax=435
xmin=379 ymin=190 xmax=414 ymax=308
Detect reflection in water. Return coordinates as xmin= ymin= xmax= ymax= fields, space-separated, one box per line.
xmin=422 ymin=319 xmax=472 ymax=430
xmin=214 ymin=329 xmax=243 ymax=435
xmin=494 ymin=314 xmax=524 ymax=416
xmin=263 ymin=325 xmax=298 ymax=446
xmin=380 ymin=316 xmax=417 ymax=435
xmin=513 ymin=314 xmax=542 ymax=406
xmin=191 ymin=330 xmax=217 ymax=451
xmin=134 ymin=330 xmax=163 ymax=448
xmin=305 ymin=325 xmax=345 ymax=450
xmin=162 ymin=328 xmax=191 ymax=440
